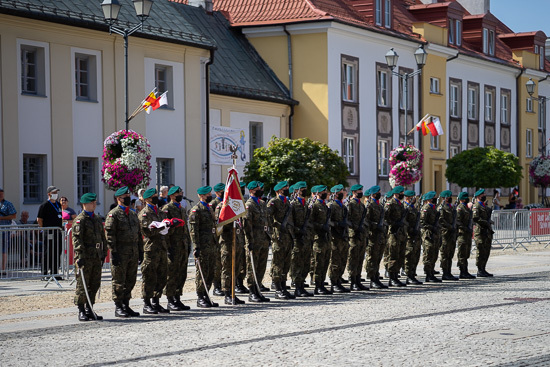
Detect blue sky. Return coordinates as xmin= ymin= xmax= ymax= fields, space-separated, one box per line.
xmin=491 ymin=0 xmax=550 ymax=35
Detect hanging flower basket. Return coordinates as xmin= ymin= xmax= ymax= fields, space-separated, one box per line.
xmin=389 ymin=144 xmax=423 ymax=188
xmin=101 ymin=130 xmax=152 ymax=192
xmin=529 ymin=154 xmax=550 ymax=187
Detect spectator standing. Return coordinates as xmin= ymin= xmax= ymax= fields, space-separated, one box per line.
xmin=158 ymin=186 xmax=169 ymax=207
xmin=508 ymin=192 xmax=517 ymax=210
xmin=492 ymin=190 xmax=501 ymax=210
xmin=0 ymin=188 xmax=17 ymax=274
xmin=60 ymin=197 xmax=77 ymax=225
xmin=37 ymin=186 xmax=63 ymax=280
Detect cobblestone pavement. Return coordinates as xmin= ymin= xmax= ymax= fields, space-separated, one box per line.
xmin=0 ymin=250 xmax=549 ymax=366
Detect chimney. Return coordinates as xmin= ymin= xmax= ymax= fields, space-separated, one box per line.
xmin=455 ymin=0 xmax=490 ymax=15
xmin=188 ymin=0 xmax=213 ymax=13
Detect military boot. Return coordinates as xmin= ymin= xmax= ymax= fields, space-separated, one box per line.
xmin=78 ymin=304 xmax=90 ymax=322
xmin=123 ymin=300 xmax=140 ymax=317
xmin=175 ymin=295 xmax=191 ymax=311
xmin=115 ymin=302 xmax=130 ymax=318
xmin=224 ymin=291 xmax=245 ymax=305
xmin=340 ymin=277 xmax=349 ymax=284
xmin=477 ymin=267 xmax=493 ymax=277
xmin=271 ymin=281 xmax=278 ymax=291
xmin=197 ymin=294 xmax=211 ymax=308
xmin=85 ymin=303 xmax=103 ymax=320
xmin=442 ymin=271 xmax=459 ymax=281
xmin=350 ymin=276 xmax=360 ymax=291
xmin=235 ymin=278 xmax=249 ymax=294
xmin=294 ymin=282 xmax=313 ymax=297
xmin=459 ymin=266 xmax=476 ymax=279
xmin=370 ymin=276 xmax=388 ymax=289
xmin=207 ymin=296 xmax=219 ymax=307
xmin=213 ymin=281 xmax=224 ymax=296
xmin=281 ymin=280 xmax=296 ymax=299
xmin=259 ymin=283 xmax=270 ymax=292
xmin=314 ymin=280 xmax=333 ymax=295
xmin=406 ymin=274 xmax=423 ymax=285
xmin=143 ymin=298 xmax=158 ymax=314
xmin=167 ymin=296 xmax=184 ymax=312
xmin=389 ymin=273 xmax=406 ymax=287
xmin=332 ymin=280 xmax=350 ymax=293
xmin=248 ymin=287 xmax=263 ymax=303
xmin=355 ymin=275 xmax=370 ymax=291
xmin=275 ymin=282 xmax=290 ymax=300
xmin=425 ymin=271 xmax=442 ymax=283
xmin=152 ymin=297 xmax=170 ymax=313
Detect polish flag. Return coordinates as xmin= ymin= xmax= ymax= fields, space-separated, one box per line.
xmin=216 ymin=168 xmax=246 ymax=234
xmin=151 ymin=91 xmax=168 ymax=111
xmin=426 ymin=116 xmax=444 ymax=136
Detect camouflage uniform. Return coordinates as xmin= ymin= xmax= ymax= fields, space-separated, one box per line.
xmin=210 ymin=196 xmax=223 ymax=288
xmin=243 ymin=197 xmax=271 ymax=288
xmin=328 ymin=199 xmax=348 ymax=283
xmin=365 ymin=198 xmax=384 ymax=279
xmin=290 ymin=197 xmax=312 ymax=285
xmin=105 ymin=205 xmax=142 ymax=303
xmin=384 ymin=197 xmax=407 ymax=274
xmin=346 ymin=198 xmax=367 ymax=279
xmin=189 ymin=201 xmax=217 ymax=295
xmin=215 ymin=202 xmax=245 ymax=293
xmin=268 ymin=196 xmax=293 ymax=285
xmin=310 ymin=199 xmax=331 ymax=283
xmin=473 ymin=201 xmax=493 ymax=270
xmin=139 ymin=204 xmax=168 ymax=300
xmin=421 ymin=202 xmax=439 ymax=273
xmin=73 ymin=211 xmax=107 ymax=305
xmin=438 ymin=202 xmax=456 ymax=273
xmin=456 ymin=202 xmax=473 ymax=268
xmin=163 ymin=201 xmax=192 ymax=297
xmin=404 ymin=202 xmax=421 ymax=278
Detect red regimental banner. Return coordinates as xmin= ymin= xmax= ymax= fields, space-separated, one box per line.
xmin=530 ymin=209 xmax=550 ymax=236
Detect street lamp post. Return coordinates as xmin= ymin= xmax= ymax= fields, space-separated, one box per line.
xmin=101 ymin=0 xmax=154 ymax=131
xmin=385 ymin=45 xmax=427 ymax=146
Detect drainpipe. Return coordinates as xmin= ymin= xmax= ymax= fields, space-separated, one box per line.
xmin=284 ymin=25 xmax=294 ymax=138
xmin=205 ymin=49 xmax=214 ymax=185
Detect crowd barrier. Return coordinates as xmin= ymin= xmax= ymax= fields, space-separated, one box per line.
xmin=491 ymin=209 xmax=550 ymax=251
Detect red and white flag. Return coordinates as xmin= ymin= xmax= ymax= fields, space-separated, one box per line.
xmin=216 ymin=168 xmax=246 ymax=234
xmin=426 ymin=116 xmax=444 ymax=136
xmin=151 ymin=91 xmax=168 ymax=111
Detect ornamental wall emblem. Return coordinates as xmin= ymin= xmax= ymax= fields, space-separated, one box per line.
xmin=485 ymin=126 xmax=495 ymax=146
xmin=468 ymin=123 xmax=478 ymax=143
xmin=501 ymin=128 xmax=510 ymax=146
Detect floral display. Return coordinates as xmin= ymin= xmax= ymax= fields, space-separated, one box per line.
xmin=101 ymin=130 xmax=151 ymax=192
xmin=389 ymin=144 xmax=423 ymax=188
xmin=529 ymin=154 xmax=550 ymax=187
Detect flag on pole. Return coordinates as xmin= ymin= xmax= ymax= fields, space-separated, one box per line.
xmin=426 ymin=116 xmax=444 ymax=136
xmin=413 ymin=114 xmax=431 ymax=136
xmin=143 ymin=92 xmax=158 ymax=114
xmin=216 ymin=167 xmax=246 ymax=234
xmin=151 ymin=91 xmax=168 ymax=111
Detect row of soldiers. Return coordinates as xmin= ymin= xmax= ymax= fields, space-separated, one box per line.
xmin=71 ymin=181 xmax=494 ymax=321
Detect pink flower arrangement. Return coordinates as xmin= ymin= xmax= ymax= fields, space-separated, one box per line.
xmin=529 ymin=155 xmax=550 ymax=187
xmin=389 ymin=144 xmax=423 ymax=187
xmin=101 ymin=130 xmax=151 ymax=192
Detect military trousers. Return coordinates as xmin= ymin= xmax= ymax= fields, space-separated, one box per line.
xmin=195 ymin=243 xmax=216 ymax=295
xmin=270 ymin=233 xmax=293 ymax=284
xmin=439 ymin=232 xmax=456 ymax=272
xmin=238 ymin=244 xmax=247 ymax=281
xmin=74 ymin=258 xmax=102 ymax=305
xmin=398 ymin=236 xmax=407 ymax=271
xmin=365 ymin=231 xmax=384 ymax=279
xmin=110 ymin=249 xmax=138 ymax=302
xmin=422 ymin=230 xmax=439 ymax=273
xmin=386 ymin=231 xmax=406 ymax=273
xmin=404 ymin=236 xmax=421 ymax=277
xmin=312 ymin=238 xmax=330 ymax=283
xmin=329 ymin=236 xmax=348 ymax=282
xmin=291 ymin=235 xmax=312 ymax=284
xmin=220 ymin=234 xmax=244 ymax=292
xmin=475 ymin=235 xmax=492 ymax=269
xmin=246 ymin=240 xmax=269 ymax=288
xmin=456 ymin=231 xmax=473 ymax=268
xmin=141 ymin=248 xmax=168 ymax=299
xmin=164 ymin=241 xmax=189 ymax=297
xmin=346 ymin=236 xmax=366 ymax=278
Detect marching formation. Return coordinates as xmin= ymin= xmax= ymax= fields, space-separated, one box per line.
xmin=72 ymin=181 xmax=495 ymax=321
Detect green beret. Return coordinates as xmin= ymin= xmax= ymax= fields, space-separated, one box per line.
xmin=274 ymin=181 xmax=289 ymax=192
xmin=197 ymin=186 xmax=212 ymax=195
xmin=458 ymin=192 xmax=469 ymax=200
xmin=142 ymin=188 xmax=157 ymax=199
xmin=364 ymin=188 xmax=371 ymax=196
xmin=350 ymin=184 xmax=363 ymax=192
xmin=247 ymin=181 xmax=261 ymax=190
xmin=310 ymin=185 xmax=319 ymax=193
xmin=474 ymin=189 xmax=485 ymax=197
xmin=289 ymin=184 xmax=295 ymax=192
xmin=80 ymin=192 xmax=97 ymax=204
xmin=115 ymin=186 xmax=129 ymax=197
xmin=314 ymin=185 xmax=327 ymax=193
xmin=330 ymin=184 xmax=344 ymax=193
xmin=213 ymin=183 xmax=225 ymax=192
xmin=404 ymin=190 xmax=416 ymax=197
xmin=369 ymin=185 xmax=381 ymax=195
xmin=295 ymin=181 xmax=307 ymax=189
xmin=440 ymin=190 xmax=452 ymax=198
xmin=259 ymin=182 xmax=264 ymax=188
xmin=423 ymin=191 xmax=436 ymax=201
xmin=385 ymin=191 xmax=393 ymax=199
xmin=392 ymin=185 xmax=404 ymax=194
xmin=168 ymin=186 xmax=181 ymax=196
xmin=240 ymin=181 xmax=246 ymax=188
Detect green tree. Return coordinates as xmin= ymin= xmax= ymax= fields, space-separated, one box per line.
xmin=243 ymin=137 xmax=350 ymax=193
xmin=445 ymin=146 xmax=523 ymax=189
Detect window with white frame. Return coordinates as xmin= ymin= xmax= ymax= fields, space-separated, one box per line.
xmin=77 ymin=158 xmax=97 ymax=199
xmin=430 ymin=77 xmax=440 ymax=94
xmin=450 ymin=83 xmax=460 ymax=118
xmin=384 ymin=0 xmax=391 ymax=28
xmin=468 ymin=86 xmax=478 ymax=120
xmin=23 ymin=154 xmax=45 ymax=203
xmin=535 ymin=45 xmax=539 ymax=54
xmin=485 ymin=90 xmax=494 ymax=122
xmin=156 ymin=158 xmax=174 ymax=189
xmin=483 ymin=28 xmax=488 ymax=54
xmin=343 ymin=136 xmax=356 ymax=175
xmin=154 ymin=64 xmax=173 ymax=108
xmin=430 ymin=134 xmax=440 ymax=150
xmin=75 ymin=54 xmax=97 ymax=101
xmin=501 ymin=92 xmax=509 ymax=124
xmin=342 ymin=61 xmax=357 ymax=102
xmin=375 ymin=0 xmax=382 ymax=25
xmin=526 ymin=98 xmax=533 ymax=112
xmin=450 ymin=145 xmax=460 ymax=158
xmin=456 ymin=20 xmax=462 ymax=46
xmin=482 ymin=28 xmax=495 ymax=55
xmin=488 ymin=30 xmax=495 ymax=56
xmin=526 ymin=129 xmax=533 ymax=157
xmin=21 ymin=45 xmax=45 ymax=95
xmin=249 ymin=121 xmax=263 ymax=158
xmin=377 ymin=70 xmax=389 ymax=107
xmin=448 ymin=18 xmax=455 ymax=45
xmin=378 ymin=139 xmax=389 ymax=176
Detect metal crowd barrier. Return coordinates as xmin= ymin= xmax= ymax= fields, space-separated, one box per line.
xmin=491 ymin=209 xmax=550 ymax=251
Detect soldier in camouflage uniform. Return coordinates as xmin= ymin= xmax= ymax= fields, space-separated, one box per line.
xmin=365 ymin=186 xmax=387 ymax=289
xmin=346 ymin=184 xmax=369 ymax=291
xmin=234 ymin=182 xmax=249 ymax=294
xmin=139 ymin=188 xmax=170 ymax=314
xmin=243 ymin=181 xmax=271 ymax=302
xmin=73 ymin=193 xmax=107 ymax=322
xmin=421 ymin=191 xmax=442 ymax=283
xmin=105 ymin=186 xmax=142 ymax=318
xmin=210 ymin=183 xmax=225 ymax=297
xmin=384 ymin=186 xmax=407 ymax=287
xmin=290 ymin=181 xmax=313 ymax=297
xmin=473 ymin=189 xmax=494 ymax=277
xmin=268 ymin=181 xmax=295 ymax=300
xmin=308 ymin=187 xmax=319 ymax=286
xmin=403 ymin=190 xmax=422 ymax=285
xmin=456 ymin=192 xmax=476 ymax=279
xmin=310 ymin=185 xmax=333 ymax=295
xmin=438 ymin=190 xmax=459 ymax=281
xmin=190 ymin=186 xmax=219 ymax=308
xmin=382 ymin=190 xmax=393 ymax=278
xmin=328 ymin=184 xmax=350 ymax=293
xmin=163 ymin=186 xmax=192 ymax=311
